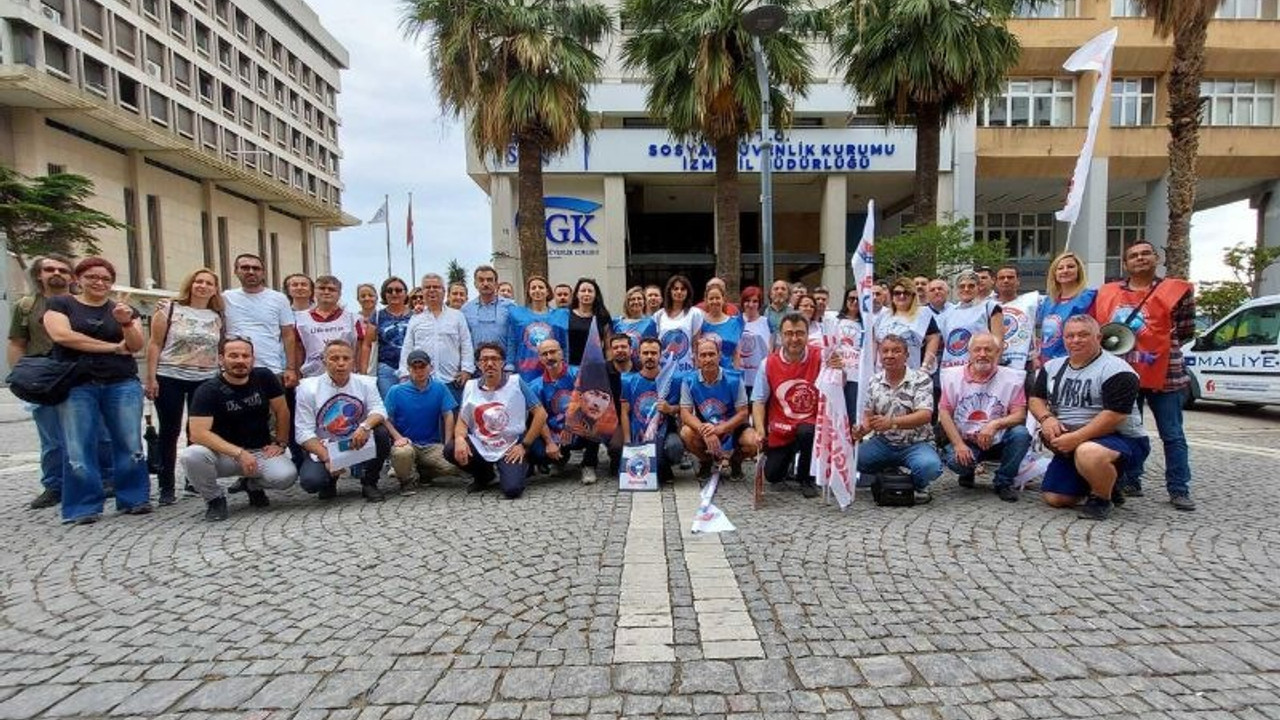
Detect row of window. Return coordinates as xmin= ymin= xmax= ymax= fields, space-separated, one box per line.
xmin=43 ymin=0 xmax=340 ymax=157
xmin=975 ymin=77 xmax=1277 ymax=128
xmin=972 ymin=212 xmax=1143 ymax=275
xmin=1018 ymin=0 xmax=1279 ymax=20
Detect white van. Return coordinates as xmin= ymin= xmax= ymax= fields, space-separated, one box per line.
xmin=1182 ymin=294 xmax=1280 ymax=408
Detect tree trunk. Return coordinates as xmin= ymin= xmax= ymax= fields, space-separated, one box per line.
xmin=913 ymin=103 xmax=942 ymax=226
xmin=1163 ymin=14 xmax=1207 ymax=280
xmin=516 ymin=136 xmax=549 ymax=285
xmin=713 ymin=135 xmax=742 ymax=298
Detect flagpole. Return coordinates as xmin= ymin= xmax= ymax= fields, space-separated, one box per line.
xmin=383 ymin=194 xmax=392 ymax=279
xmin=408 ymin=192 xmax=416 ymax=284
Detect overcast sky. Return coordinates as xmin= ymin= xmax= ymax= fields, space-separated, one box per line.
xmin=311 ymin=0 xmax=1258 ymax=304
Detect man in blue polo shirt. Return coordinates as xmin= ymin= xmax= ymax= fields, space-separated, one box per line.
xmin=385 ymin=350 xmax=458 ymax=494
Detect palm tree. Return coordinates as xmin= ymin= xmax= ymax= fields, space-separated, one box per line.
xmin=400 ymin=0 xmax=612 ymax=283
xmin=621 ymin=0 xmax=814 ymax=296
xmin=1136 ymin=1 xmax=1218 ymax=280
xmin=830 ymin=0 xmax=1021 ymax=225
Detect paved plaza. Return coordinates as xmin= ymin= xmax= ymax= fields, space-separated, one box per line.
xmin=0 ymin=392 xmax=1278 ymax=720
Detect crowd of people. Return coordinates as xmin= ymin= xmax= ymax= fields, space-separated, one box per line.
xmin=8 ymin=239 xmax=1196 ymax=525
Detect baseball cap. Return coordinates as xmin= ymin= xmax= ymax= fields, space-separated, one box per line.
xmin=407 ymin=350 xmax=431 ymax=366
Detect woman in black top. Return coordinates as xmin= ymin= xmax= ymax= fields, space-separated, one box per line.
xmin=566 ymin=277 xmax=612 ymax=368
xmin=42 ymin=257 xmax=150 ymax=525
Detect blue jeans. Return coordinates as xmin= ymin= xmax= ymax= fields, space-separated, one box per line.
xmin=943 ymin=425 xmax=1032 ymax=489
xmin=1128 ymin=389 xmax=1191 ymax=496
xmin=56 ymin=380 xmax=149 ymax=522
xmin=31 ymin=403 xmax=115 ymax=495
xmin=857 ymin=434 xmax=942 ymax=490
xmin=376 ymin=362 xmax=401 ymax=398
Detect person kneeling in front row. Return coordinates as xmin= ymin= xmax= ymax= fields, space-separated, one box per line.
xmin=295 ymin=339 xmax=392 ymax=502
xmin=852 ymin=334 xmax=942 ymax=504
xmin=182 ymin=337 xmax=298 ymax=521
xmin=446 ymin=341 xmax=548 ymax=499
xmin=1028 ymin=314 xmax=1150 ymax=521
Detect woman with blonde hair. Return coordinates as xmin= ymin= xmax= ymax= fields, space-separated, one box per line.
xmin=1036 ymin=251 xmax=1097 ymax=362
xmin=874 ymin=276 xmax=941 ymax=370
xmin=613 ymin=286 xmax=657 ymax=368
xmin=145 ymin=268 xmax=225 ymax=505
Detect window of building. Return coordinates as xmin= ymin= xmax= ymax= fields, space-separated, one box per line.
xmin=172 ymin=54 xmax=190 ymax=90
xmin=118 ymin=74 xmax=140 ymax=111
xmin=241 ymin=97 xmax=255 ymax=129
xmin=1014 ymin=0 xmax=1078 ymax=17
xmin=194 ymin=21 xmax=209 ymax=56
xmin=1106 ymin=211 xmax=1145 ymax=279
xmin=176 ymin=105 xmax=195 ymax=138
xmin=269 ymin=232 xmax=280 ymax=284
xmin=270 ymin=39 xmax=282 ymax=66
xmin=201 ymin=211 xmax=213 ymax=267
xmin=197 ymin=69 xmax=213 ymax=103
xmin=257 ymin=67 xmax=269 ymax=95
xmin=83 ymin=56 xmax=108 ymax=96
xmin=43 ymin=36 xmax=71 ymax=79
xmin=217 ymin=37 xmax=231 ymax=69
xmin=124 ymin=187 xmax=141 ymax=286
xmin=254 ymin=27 xmax=267 ymax=54
xmin=221 ymin=85 xmax=235 ymax=118
xmin=217 ymin=216 xmax=230 ymax=283
xmin=201 ymin=116 xmax=218 ymax=149
xmin=115 ymin=16 xmax=137 ymax=58
xmin=1201 ymin=79 xmax=1278 ymax=126
xmin=79 ymin=0 xmax=105 ymax=38
xmin=169 ymin=5 xmax=187 ymax=37
xmin=148 ymin=88 xmax=169 ymax=125
xmin=973 ymin=212 xmax=1056 ymax=259
xmin=234 ymin=8 xmax=249 ymax=39
xmin=979 ymin=78 xmax=1075 ymax=127
xmin=214 ymin=0 xmax=229 ymax=25
xmin=1216 ymin=0 xmax=1280 ymax=19
xmin=1111 ymin=77 xmax=1156 ymax=126
xmin=141 ymin=0 xmax=159 ymax=21
xmin=258 ymin=106 xmax=271 ymax=137
xmin=1111 ymin=0 xmax=1144 ymax=16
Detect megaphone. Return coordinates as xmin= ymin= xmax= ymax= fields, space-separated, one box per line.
xmin=1100 ymin=323 xmax=1136 ymax=355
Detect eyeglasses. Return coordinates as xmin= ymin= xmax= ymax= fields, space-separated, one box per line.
xmin=1127 ymin=250 xmax=1156 ymax=258
xmin=80 ymin=274 xmax=114 ymax=283
xmin=891 ymin=290 xmax=911 ymax=298
xmin=386 ymin=287 xmax=406 ymax=294
xmin=43 ymin=267 xmax=71 ymax=274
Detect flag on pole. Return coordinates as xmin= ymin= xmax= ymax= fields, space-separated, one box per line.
xmin=565 ymin=322 xmax=620 ymax=443
xmin=849 ymin=200 xmax=877 ymax=488
xmin=1055 ymin=27 xmax=1119 ymax=229
xmin=406 ymin=194 xmax=415 ymax=247
xmin=642 ymin=352 xmax=678 ymax=442
xmin=811 ymin=325 xmax=855 ymax=509
xmin=368 ymin=200 xmax=388 ymax=224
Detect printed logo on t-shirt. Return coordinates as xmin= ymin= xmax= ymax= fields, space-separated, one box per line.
xmin=954 ymin=391 xmax=1008 ymax=428
xmin=317 ymin=393 xmax=365 ymax=439
xmin=661 ymin=329 xmax=689 ymax=359
xmin=523 ymin=321 xmax=553 ymax=351
xmin=946 ymin=328 xmax=972 ymax=356
xmin=776 ymin=378 xmax=818 ymax=420
xmin=473 ymin=402 xmax=511 ymax=439
xmin=697 ymin=397 xmax=728 ymax=423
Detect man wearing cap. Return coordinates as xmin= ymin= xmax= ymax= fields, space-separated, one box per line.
xmin=384 ymin=350 xmax=458 ymax=494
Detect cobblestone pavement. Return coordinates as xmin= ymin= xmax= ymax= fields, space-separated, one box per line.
xmin=0 ymin=393 xmax=1279 ymax=720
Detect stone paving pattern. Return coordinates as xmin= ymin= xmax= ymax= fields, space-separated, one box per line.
xmin=0 ymin=399 xmax=1279 ymax=719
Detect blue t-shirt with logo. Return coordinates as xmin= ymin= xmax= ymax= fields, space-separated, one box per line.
xmin=622 ymin=370 xmax=683 ymax=444
xmin=373 ymin=307 xmax=414 ymax=366
xmin=508 ymin=306 xmax=569 ymax=383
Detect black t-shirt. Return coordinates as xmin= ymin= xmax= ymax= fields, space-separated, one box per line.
xmin=45 ymin=295 xmax=139 ymax=382
xmin=190 ymin=368 xmax=284 ymax=450
xmin=567 ymin=311 xmax=609 ymax=366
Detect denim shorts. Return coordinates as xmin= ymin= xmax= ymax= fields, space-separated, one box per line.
xmin=1041 ymin=433 xmax=1151 ymax=497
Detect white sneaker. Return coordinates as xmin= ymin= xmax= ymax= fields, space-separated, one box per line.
xmin=580 ymin=467 xmax=597 ymax=485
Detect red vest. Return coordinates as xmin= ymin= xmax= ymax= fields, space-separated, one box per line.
xmin=1094 ymin=277 xmax=1192 ymax=390
xmin=763 ymin=348 xmax=823 ymax=447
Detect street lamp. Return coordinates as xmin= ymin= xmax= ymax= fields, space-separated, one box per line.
xmin=743 ymin=4 xmax=787 ymax=293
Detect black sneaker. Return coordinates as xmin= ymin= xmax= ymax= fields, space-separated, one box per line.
xmin=204 ymin=496 xmax=229 ymax=522
xmin=183 ymin=481 xmax=198 ymax=497
xmin=466 ymin=478 xmax=490 ymax=494
xmin=1077 ymin=495 xmax=1113 ymax=521
xmin=730 ymin=460 xmax=744 ymax=480
xmin=70 ymin=514 xmax=99 ymax=526
xmin=696 ymin=460 xmax=712 ymax=479
xmin=247 ymin=488 xmax=270 ymax=507
xmin=801 ymin=481 xmax=819 ymax=499
xmin=996 ymin=485 xmax=1018 ymax=503
xmin=103 ymin=484 xmax=116 ymax=499
xmin=122 ymin=503 xmax=153 ymax=516
xmin=317 ymin=479 xmax=337 ymax=500
xmin=957 ymin=473 xmax=976 ymax=489
xmin=1120 ymin=483 xmax=1144 ymax=497
xmin=158 ymin=487 xmax=177 ymax=506
xmin=227 ymin=477 xmax=249 ymax=494
xmin=361 ymin=484 xmax=385 ymax=503
xmin=1169 ymin=493 xmax=1196 ymax=512
xmin=29 ymin=489 xmax=61 ymax=510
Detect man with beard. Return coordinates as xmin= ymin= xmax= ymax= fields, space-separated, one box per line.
xmin=621 ymin=338 xmax=685 ymax=483
xmin=183 ymin=337 xmax=297 ymax=521
xmin=993 ymin=264 xmax=1039 ymax=377
xmin=447 ymin=342 xmax=547 ymax=498
xmin=751 ymin=313 xmax=826 ymax=498
xmin=553 ymin=284 xmax=574 ymax=309
xmin=765 ymin=279 xmax=792 ymax=333
xmin=530 ymin=338 xmax=600 ymax=484
xmin=937 ymin=332 xmax=1031 ymax=502
xmin=644 ymin=285 xmax=664 ymax=315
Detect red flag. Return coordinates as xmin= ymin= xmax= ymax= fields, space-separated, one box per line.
xmin=406 ymin=195 xmax=414 ymax=247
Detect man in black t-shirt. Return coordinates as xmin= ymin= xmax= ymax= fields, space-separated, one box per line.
xmin=181 ymin=337 xmax=297 ymax=521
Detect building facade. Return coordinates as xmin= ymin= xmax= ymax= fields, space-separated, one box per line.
xmin=470 ymin=0 xmax=1280 ymax=307
xmin=0 ymin=0 xmax=353 ymax=293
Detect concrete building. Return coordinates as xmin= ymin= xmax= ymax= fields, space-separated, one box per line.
xmin=470 ymin=0 xmax=1280 ymax=306
xmin=0 ymin=0 xmax=354 ymax=292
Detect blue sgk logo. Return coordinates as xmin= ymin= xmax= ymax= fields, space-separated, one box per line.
xmin=544 ymin=196 xmax=600 ymax=245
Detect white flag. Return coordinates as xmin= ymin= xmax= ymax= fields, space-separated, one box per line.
xmin=810 ymin=326 xmax=855 ymax=509
xmin=368 ymin=200 xmax=388 ymax=225
xmin=690 ymin=470 xmax=735 ymax=534
xmin=1055 ymin=27 xmax=1119 ymax=226
xmin=849 ymin=200 xmax=877 ymax=489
